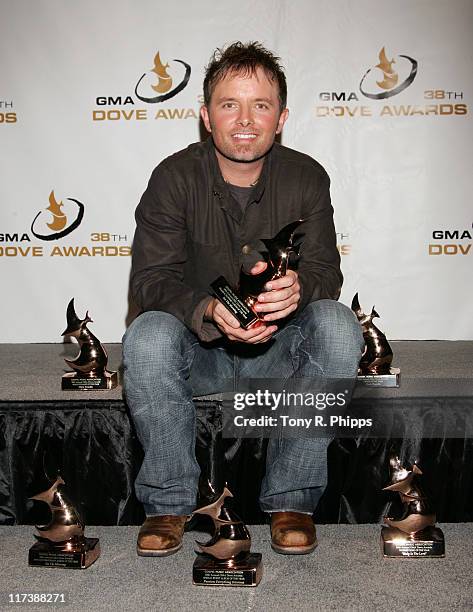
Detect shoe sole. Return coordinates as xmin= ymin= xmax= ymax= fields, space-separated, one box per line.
xmin=271 ymin=540 xmax=318 ymax=555
xmin=136 ymin=542 xmax=183 ymax=557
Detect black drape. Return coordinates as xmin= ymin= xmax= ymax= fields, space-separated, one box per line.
xmin=1 ymin=399 xmax=472 ymax=525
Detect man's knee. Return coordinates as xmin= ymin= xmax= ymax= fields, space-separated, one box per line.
xmin=302 ymin=300 xmax=364 ymax=353
xmin=123 ymin=310 xmax=190 ymax=366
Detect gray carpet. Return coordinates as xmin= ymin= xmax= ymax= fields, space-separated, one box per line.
xmin=1 ymin=341 xmax=473 ymax=402
xmin=0 ymin=524 xmax=471 ymax=612
xmin=1 ymin=344 xmax=472 ymax=609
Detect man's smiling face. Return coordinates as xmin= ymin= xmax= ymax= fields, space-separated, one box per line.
xmin=201 ymin=66 xmax=288 ymax=164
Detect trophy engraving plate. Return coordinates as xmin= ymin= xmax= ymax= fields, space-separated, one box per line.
xmin=29 ymin=537 xmax=100 ymax=568
xmin=211 ymin=277 xmax=259 ymax=329
xmin=357 ymin=367 xmax=400 ymax=388
xmin=381 ymin=526 xmax=445 ymax=558
xmin=61 ymin=370 xmax=118 ymax=391
xmin=193 ymin=553 xmax=263 ymax=586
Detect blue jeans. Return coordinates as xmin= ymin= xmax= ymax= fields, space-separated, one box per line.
xmin=122 ymin=300 xmax=364 ymax=516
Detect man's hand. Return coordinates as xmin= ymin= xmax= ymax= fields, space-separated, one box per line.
xmin=205 ymin=298 xmax=278 ymax=344
xmin=206 ymin=296 xmax=277 ymax=343
xmin=205 ymin=262 xmax=277 ymax=343
xmin=253 ymin=268 xmax=301 ymax=322
xmin=205 ymin=261 xmax=300 ymax=343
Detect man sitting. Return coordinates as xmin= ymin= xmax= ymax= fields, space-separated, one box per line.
xmin=123 ymin=41 xmax=363 ymax=557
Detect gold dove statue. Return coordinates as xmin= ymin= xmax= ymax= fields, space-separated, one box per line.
xmin=30 ymin=476 xmax=84 ymax=543
xmin=380 ymin=456 xmax=445 ymax=558
xmin=192 ymin=485 xmax=262 ymax=586
xmin=29 ymin=476 xmax=100 ymax=568
xmin=61 ymin=298 xmax=117 ymax=390
xmin=383 ymin=457 xmax=436 ymax=534
xmin=352 ymin=292 xmax=393 ymax=375
xmin=62 ymin=298 xmax=108 ymax=375
xmin=194 ymin=487 xmax=251 ymax=561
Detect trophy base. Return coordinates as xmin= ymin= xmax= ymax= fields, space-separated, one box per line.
xmin=357 ymin=367 xmax=400 ymax=388
xmin=61 ymin=370 xmax=118 ymax=390
xmin=193 ymin=553 xmax=263 ymax=586
xmin=29 ymin=537 xmax=100 ymax=568
xmin=381 ymin=526 xmax=445 ymax=558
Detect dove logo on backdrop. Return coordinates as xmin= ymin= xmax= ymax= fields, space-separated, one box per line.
xmin=92 ymin=49 xmax=198 ymax=122
xmin=134 ymin=51 xmax=191 ymax=103
xmin=31 ymin=190 xmax=85 ymax=241
xmin=315 ymin=46 xmax=467 ymax=119
xmin=359 ymin=47 xmax=417 ymax=100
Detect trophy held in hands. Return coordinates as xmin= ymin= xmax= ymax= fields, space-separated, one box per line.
xmin=211 ymin=220 xmax=304 ymax=329
xmin=28 ymin=476 xmax=100 ymax=569
xmin=381 ymin=457 xmax=445 ymax=558
xmin=61 ymin=298 xmax=118 ymax=390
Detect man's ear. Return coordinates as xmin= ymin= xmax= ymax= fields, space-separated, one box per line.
xmin=276 ymin=107 xmax=289 ymax=135
xmin=200 ymin=106 xmax=212 ymax=133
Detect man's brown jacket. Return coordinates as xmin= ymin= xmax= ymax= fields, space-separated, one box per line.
xmin=131 ymin=138 xmax=342 ymax=342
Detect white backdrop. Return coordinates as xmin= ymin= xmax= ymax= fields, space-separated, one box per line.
xmin=1 ymin=0 xmax=472 ymax=342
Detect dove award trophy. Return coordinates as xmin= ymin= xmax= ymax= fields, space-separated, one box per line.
xmin=211 ymin=220 xmax=304 ymax=329
xmin=28 ymin=476 xmax=100 ymax=568
xmin=351 ymin=293 xmax=400 ymax=387
xmin=61 ymin=298 xmax=118 ymax=390
xmin=381 ymin=457 xmax=445 ymax=558
xmin=192 ymin=487 xmax=263 ymax=586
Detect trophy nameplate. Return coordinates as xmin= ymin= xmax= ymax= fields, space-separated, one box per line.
xmin=29 ymin=537 xmax=100 ymax=569
xmin=61 ymin=371 xmax=118 ymax=391
xmin=381 ymin=526 xmax=445 ymax=558
xmin=381 ymin=457 xmax=445 ymax=558
xmin=357 ymin=367 xmax=400 ymax=388
xmin=29 ymin=477 xmax=100 ymax=569
xmin=192 ymin=487 xmax=263 ymax=587
xmin=211 ymin=221 xmax=304 ymax=329
xmin=211 ymin=277 xmax=259 ymax=329
xmin=193 ymin=552 xmax=263 ymax=586
xmin=61 ymin=298 xmax=118 ymax=390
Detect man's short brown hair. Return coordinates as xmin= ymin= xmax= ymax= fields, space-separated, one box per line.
xmin=203 ymin=41 xmax=287 ymax=112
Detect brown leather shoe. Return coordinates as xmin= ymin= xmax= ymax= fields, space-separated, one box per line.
xmin=270 ymin=511 xmax=318 ymax=555
xmin=137 ymin=515 xmax=188 ymax=557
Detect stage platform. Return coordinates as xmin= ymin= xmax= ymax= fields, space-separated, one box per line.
xmin=0 ymin=341 xmax=472 ymax=526
xmin=1 ymin=341 xmax=473 ymax=401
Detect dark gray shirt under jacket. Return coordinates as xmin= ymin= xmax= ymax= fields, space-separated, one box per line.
xmin=130 ymin=137 xmax=342 ymax=343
